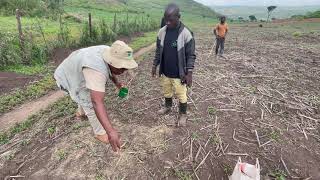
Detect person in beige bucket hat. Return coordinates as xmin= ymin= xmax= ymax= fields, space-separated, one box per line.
xmin=54 ymin=40 xmax=137 ymax=152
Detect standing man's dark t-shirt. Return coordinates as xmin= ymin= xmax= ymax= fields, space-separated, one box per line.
xmin=162 ymin=26 xmax=179 ymax=78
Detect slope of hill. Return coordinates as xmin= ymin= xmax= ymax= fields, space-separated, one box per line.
xmin=64 ymin=0 xmax=218 ymax=23
xmin=212 ymin=6 xmax=320 ymax=20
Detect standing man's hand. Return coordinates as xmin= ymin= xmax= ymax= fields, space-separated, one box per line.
xmin=152 ymin=65 xmax=157 ymax=77
xmin=108 ymin=129 xmax=121 ymax=152
xmin=183 ymin=71 xmax=193 ymax=87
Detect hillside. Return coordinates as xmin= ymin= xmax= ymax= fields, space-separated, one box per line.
xmin=292 ymin=10 xmax=320 ymax=19
xmin=64 ymin=0 xmax=218 ymax=23
xmin=211 ymin=6 xmax=320 ymax=20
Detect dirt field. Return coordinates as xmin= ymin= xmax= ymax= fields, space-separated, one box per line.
xmin=0 ymin=21 xmax=320 ymax=179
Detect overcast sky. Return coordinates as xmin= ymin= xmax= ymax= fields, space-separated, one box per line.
xmin=194 ymin=0 xmax=320 ymax=6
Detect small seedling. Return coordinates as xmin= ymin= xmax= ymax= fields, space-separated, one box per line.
xmin=57 ymin=149 xmax=67 ymax=160
xmin=248 ymin=86 xmax=257 ymax=94
xmin=20 ymin=139 xmax=29 ymax=146
xmin=47 ymin=127 xmax=56 ymax=136
xmin=207 ymin=106 xmax=217 ymax=115
xmin=191 ymin=132 xmax=199 ymax=140
xmin=270 ymin=170 xmax=287 ymax=180
xmin=210 ymin=135 xmax=219 ymax=145
xmin=95 ymin=174 xmax=105 ymax=180
xmin=72 ymin=124 xmax=81 ymax=130
xmin=223 ymin=164 xmax=233 ymax=176
xmin=292 ymin=31 xmax=301 ymax=37
xmin=174 ymin=170 xmax=192 ymax=180
xmin=269 ymin=130 xmax=280 ymax=141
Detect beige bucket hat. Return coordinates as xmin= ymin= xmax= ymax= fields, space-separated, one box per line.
xmin=103 ymin=40 xmax=138 ymax=69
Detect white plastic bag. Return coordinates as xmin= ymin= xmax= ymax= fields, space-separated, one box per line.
xmin=229 ymin=157 xmax=260 ymax=180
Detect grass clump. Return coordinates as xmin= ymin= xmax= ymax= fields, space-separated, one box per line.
xmin=129 ymin=31 xmax=157 ymax=51
xmin=1 ymin=64 xmax=48 ymax=75
xmin=174 ymin=170 xmax=192 ymax=180
xmin=57 ymin=149 xmax=67 ymax=160
xmin=292 ymin=31 xmax=302 ymax=37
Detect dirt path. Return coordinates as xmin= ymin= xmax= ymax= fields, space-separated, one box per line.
xmin=0 ymin=43 xmax=156 ymax=134
xmin=133 ymin=43 xmax=156 ymax=58
xmin=0 ymin=91 xmax=65 ymax=132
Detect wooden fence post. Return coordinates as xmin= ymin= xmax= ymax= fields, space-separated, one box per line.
xmin=88 ymin=13 xmax=92 ymax=38
xmin=113 ymin=13 xmax=117 ymax=32
xmin=16 ymin=9 xmax=27 ymax=64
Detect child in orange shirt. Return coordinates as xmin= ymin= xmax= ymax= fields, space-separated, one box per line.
xmin=214 ymin=16 xmax=228 ymax=57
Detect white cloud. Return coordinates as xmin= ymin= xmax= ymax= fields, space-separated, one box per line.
xmin=194 ymin=0 xmax=320 ymax=6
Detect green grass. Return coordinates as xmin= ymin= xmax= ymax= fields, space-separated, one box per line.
xmin=0 ymin=64 xmax=49 ymax=75
xmin=269 ymin=170 xmax=287 ymax=180
xmin=174 ymin=170 xmax=192 ymax=180
xmin=129 ymin=31 xmax=157 ymax=51
xmin=0 ymin=74 xmax=56 ymax=114
xmin=0 ymin=116 xmax=35 ymax=145
xmin=0 ymin=96 xmax=77 ymax=145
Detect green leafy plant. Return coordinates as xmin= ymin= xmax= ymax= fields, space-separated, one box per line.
xmin=57 ymin=149 xmax=67 ymax=160
xmin=47 ymin=127 xmax=56 ymax=136
xmin=207 ymin=106 xmax=217 ymax=115
xmin=270 ymin=170 xmax=287 ymax=180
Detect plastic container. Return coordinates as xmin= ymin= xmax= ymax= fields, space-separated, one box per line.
xmin=118 ymin=87 xmax=128 ymax=98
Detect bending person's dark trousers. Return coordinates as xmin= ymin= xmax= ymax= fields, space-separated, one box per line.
xmin=215 ymin=37 xmax=225 ymax=55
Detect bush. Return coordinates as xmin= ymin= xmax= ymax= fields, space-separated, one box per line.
xmin=0 ymin=0 xmax=64 ymax=18
xmin=0 ymin=32 xmax=22 ymax=67
xmin=99 ymin=19 xmax=116 ymax=43
xmin=0 ymin=30 xmax=49 ymax=68
xmin=79 ymin=23 xmax=99 ymax=46
xmin=79 ymin=14 xmax=158 ymax=47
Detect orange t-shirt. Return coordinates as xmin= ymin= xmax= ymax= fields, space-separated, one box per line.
xmin=215 ymin=23 xmax=228 ymax=37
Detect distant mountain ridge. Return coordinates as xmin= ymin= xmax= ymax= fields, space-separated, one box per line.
xmin=211 ymin=6 xmax=320 ymax=20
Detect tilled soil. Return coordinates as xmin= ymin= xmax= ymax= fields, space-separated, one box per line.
xmin=0 ymin=22 xmax=319 ymax=179
xmin=0 ymin=72 xmax=38 ymax=96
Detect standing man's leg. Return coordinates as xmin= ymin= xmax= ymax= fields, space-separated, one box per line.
xmin=173 ymin=79 xmax=188 ymax=127
xmin=219 ymin=38 xmax=225 ymax=56
xmin=215 ymin=38 xmax=220 ymax=56
xmin=158 ymin=76 xmax=174 ymax=115
xmin=81 ymin=105 xmax=109 ymax=143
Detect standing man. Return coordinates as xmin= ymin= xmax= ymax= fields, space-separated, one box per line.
xmin=214 ymin=16 xmax=228 ymax=57
xmin=152 ymin=3 xmax=196 ymax=127
xmin=54 ymin=41 xmax=138 ymax=152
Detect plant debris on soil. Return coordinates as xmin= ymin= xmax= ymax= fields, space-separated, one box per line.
xmin=0 ymin=21 xmax=320 ymax=179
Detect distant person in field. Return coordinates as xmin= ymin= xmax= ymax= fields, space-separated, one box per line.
xmin=214 ymin=16 xmax=229 ymax=57
xmin=152 ymin=3 xmax=196 ymax=127
xmin=54 ymin=41 xmax=138 ymax=152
